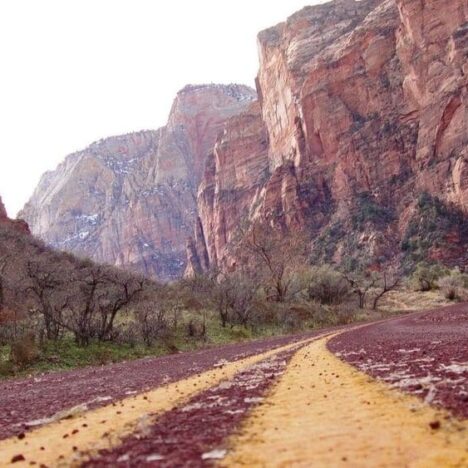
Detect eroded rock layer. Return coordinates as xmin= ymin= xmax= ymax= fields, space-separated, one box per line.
xmin=21 ymin=0 xmax=468 ymax=279
xmin=21 ymin=85 xmax=256 ymax=279
xmin=188 ymin=0 xmax=468 ymax=274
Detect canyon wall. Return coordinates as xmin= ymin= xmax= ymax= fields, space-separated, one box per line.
xmin=188 ymin=0 xmax=468 ymax=274
xmin=21 ymin=85 xmax=255 ymax=279
xmin=21 ymin=0 xmax=467 ymax=279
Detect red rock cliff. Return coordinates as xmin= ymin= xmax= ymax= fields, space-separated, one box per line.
xmin=21 ymin=84 xmax=256 ymax=280
xmin=188 ymin=0 xmax=468 ymax=274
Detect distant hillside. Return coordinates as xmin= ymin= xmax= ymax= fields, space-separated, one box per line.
xmin=20 ymin=85 xmax=256 ymax=281
xmin=0 ymin=200 xmax=162 ymax=348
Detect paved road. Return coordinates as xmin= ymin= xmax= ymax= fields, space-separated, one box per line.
xmin=0 ymin=332 xmax=315 ymax=441
xmin=328 ymin=302 xmax=468 ymax=418
xmin=0 ymin=305 xmax=466 ymax=467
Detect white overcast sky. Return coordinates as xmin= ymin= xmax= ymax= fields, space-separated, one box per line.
xmin=0 ymin=0 xmax=325 ymax=216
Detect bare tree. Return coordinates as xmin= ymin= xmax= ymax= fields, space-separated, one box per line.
xmin=343 ymin=269 xmax=401 ymax=310
xmin=213 ymin=275 xmax=236 ymax=328
xmin=67 ymin=266 xmax=107 ymax=346
xmin=237 ymin=222 xmax=307 ymax=302
xmin=371 ymin=270 xmax=401 ymax=310
xmin=0 ymin=222 xmax=171 ymax=348
xmin=136 ymin=303 xmax=167 ymax=346
xmin=342 ymin=272 xmax=378 ymax=309
xmin=25 ymin=259 xmax=64 ymax=340
xmin=95 ymin=271 xmax=145 ymax=341
xmin=213 ymin=272 xmax=260 ymax=328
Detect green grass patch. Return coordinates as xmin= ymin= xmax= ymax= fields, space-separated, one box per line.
xmin=0 ymin=338 xmax=168 ymax=379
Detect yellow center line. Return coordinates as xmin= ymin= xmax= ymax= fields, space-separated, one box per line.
xmin=0 ymin=335 xmax=320 ymax=467
xmin=221 ymin=334 xmax=468 ymax=467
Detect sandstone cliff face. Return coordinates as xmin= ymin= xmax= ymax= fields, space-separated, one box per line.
xmin=21 ymin=0 xmax=468 ymax=278
xmin=189 ymin=0 xmax=468 ymax=274
xmin=396 ymin=0 xmax=468 ymax=208
xmin=21 ymin=85 xmax=255 ymax=280
xmin=187 ymin=101 xmax=270 ymax=272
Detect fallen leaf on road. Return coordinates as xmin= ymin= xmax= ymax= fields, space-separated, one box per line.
xmin=201 ymin=449 xmax=227 ymax=460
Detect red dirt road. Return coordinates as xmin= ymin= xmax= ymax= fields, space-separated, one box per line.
xmin=328 ymin=302 xmax=468 ymax=418
xmin=0 ymin=332 xmax=314 ymax=441
xmin=0 ymin=306 xmax=467 ymax=467
xmin=83 ymin=346 xmax=301 ymax=467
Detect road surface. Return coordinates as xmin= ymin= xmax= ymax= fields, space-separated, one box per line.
xmin=0 ymin=304 xmax=466 ymax=467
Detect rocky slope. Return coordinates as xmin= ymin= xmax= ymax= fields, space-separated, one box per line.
xmin=188 ymin=0 xmax=468 ymax=274
xmin=0 ymin=197 xmax=7 ymax=220
xmin=21 ymin=85 xmax=256 ymax=279
xmin=0 ymin=196 xmax=29 ymax=233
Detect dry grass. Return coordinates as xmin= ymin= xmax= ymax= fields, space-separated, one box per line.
xmin=378 ymin=288 xmax=452 ymax=314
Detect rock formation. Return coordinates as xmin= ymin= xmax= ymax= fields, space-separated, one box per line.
xmin=0 ymin=197 xmax=7 ymax=220
xmin=21 ymin=0 xmax=468 ymax=278
xmin=186 ymin=101 xmax=270 ymax=272
xmin=0 ymin=196 xmax=30 ymax=234
xmin=21 ymin=85 xmax=255 ymax=279
xmin=188 ymin=0 xmax=468 ymax=274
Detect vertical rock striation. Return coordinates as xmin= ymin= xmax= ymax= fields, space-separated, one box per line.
xmin=20 ymin=0 xmax=468 ymax=278
xmin=187 ymin=101 xmax=270 ymax=271
xmin=188 ymin=0 xmax=468 ymax=274
xmin=21 ymin=85 xmax=256 ymax=280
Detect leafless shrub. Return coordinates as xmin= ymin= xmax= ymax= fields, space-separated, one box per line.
xmin=306 ymin=265 xmax=350 ymax=305
xmin=274 ymin=303 xmax=310 ymax=331
xmin=334 ymin=303 xmax=357 ymax=324
xmin=309 ymin=302 xmax=356 ymax=326
xmin=437 ymin=275 xmax=464 ymax=300
xmin=213 ymin=272 xmax=261 ymax=328
xmin=9 ymin=332 xmax=39 ymax=368
xmin=136 ymin=303 xmax=167 ymax=347
xmin=186 ymin=318 xmax=206 ymax=339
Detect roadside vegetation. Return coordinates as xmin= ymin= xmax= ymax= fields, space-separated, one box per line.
xmin=0 ymin=220 xmax=466 ymax=379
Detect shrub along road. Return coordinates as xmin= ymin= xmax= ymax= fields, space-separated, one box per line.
xmin=0 ymin=304 xmax=466 ymax=467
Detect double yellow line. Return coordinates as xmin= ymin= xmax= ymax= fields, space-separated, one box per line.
xmin=4 ymin=328 xmax=465 ymax=467
xmin=222 ymin=335 xmax=468 ymax=467
xmin=0 ymin=336 xmax=317 ymax=467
